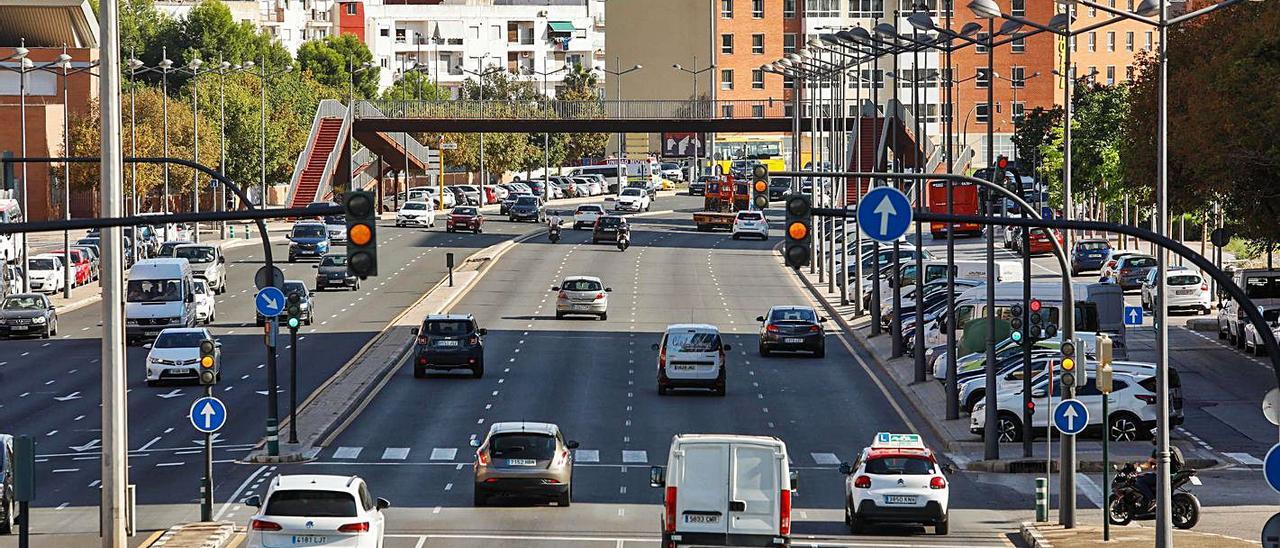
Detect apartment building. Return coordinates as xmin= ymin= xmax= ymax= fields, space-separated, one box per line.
xmin=1070 ymin=0 xmax=1158 ymax=86
xmin=260 ymin=0 xmax=338 ymax=54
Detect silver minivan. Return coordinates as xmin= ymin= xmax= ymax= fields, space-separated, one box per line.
xmin=125 ymin=258 xmax=197 ymax=345
xmin=654 ymin=324 xmax=731 ymax=396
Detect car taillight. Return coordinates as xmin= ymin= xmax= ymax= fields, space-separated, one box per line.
xmin=468 ymin=336 xmax=479 ymax=345
xmin=1120 ymin=268 xmax=1132 ymax=276
xmin=476 ymin=448 xmax=490 ymax=466
xmin=809 ymin=325 xmax=821 ymax=332
xmin=337 ymin=522 xmax=369 ymax=533
xmin=417 ymin=336 xmax=428 ymax=345
xmin=595 ymin=293 xmax=605 ymax=300
xmin=664 ymin=486 xmax=678 ymax=533
xmin=779 ymin=488 xmax=792 ymax=536
xmin=854 ymin=475 xmax=871 ymax=489
xmin=930 ymin=476 xmax=947 ymax=489
xmin=1201 ymin=282 xmax=1209 ymax=292
xmin=251 ymin=519 xmax=282 ymax=531
xmin=1136 ymin=394 xmax=1157 ymax=404
xmin=766 ymin=324 xmax=779 ymax=332
xmin=553 ymin=449 xmax=570 ymax=467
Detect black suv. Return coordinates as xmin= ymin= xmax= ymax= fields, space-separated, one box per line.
xmin=412 ymin=314 xmax=487 ymax=378
xmin=591 ymin=215 xmax=629 ymax=244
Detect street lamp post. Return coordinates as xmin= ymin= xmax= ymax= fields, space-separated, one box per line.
xmin=672 ymin=59 xmax=712 ymax=183
xmin=185 ymin=56 xmax=207 ymax=242
xmin=241 ymin=59 xmax=293 ymax=211
xmin=526 ymin=62 xmax=567 ymax=186
xmin=463 ymin=56 xmax=500 ymax=195
xmin=11 ymin=44 xmax=32 ymax=293
xmin=160 ymin=49 xmax=173 ymax=237
xmin=41 ymin=50 xmax=99 ymax=298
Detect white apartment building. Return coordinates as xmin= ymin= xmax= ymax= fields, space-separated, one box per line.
xmin=365 ymin=0 xmax=607 ymax=96
xmin=259 ymin=0 xmax=337 ymax=54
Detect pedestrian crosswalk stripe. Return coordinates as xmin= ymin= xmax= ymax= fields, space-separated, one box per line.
xmin=1225 ymin=452 xmax=1263 ymax=466
xmin=382 ymin=448 xmax=410 ymax=460
xmin=811 ymin=452 xmax=840 ymax=465
xmin=622 ymin=450 xmax=647 ymax=464
xmin=575 ymin=449 xmax=599 ymax=463
xmin=333 ymin=447 xmax=362 ymax=459
xmin=430 ymin=448 xmax=458 ymax=461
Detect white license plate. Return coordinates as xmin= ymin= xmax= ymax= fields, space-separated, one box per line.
xmin=507 ymin=459 xmax=537 ymax=466
xmin=884 ymin=495 xmax=917 ymax=505
xmin=673 ymin=365 xmax=697 ymax=371
xmin=291 ymin=535 xmax=327 ymax=545
xmin=684 ymin=514 xmax=720 ymax=524
xmin=1177 ymin=289 xmax=1196 ymax=295
xmin=573 ymin=305 xmax=590 ymax=310
xmin=144 ymin=331 xmax=159 ymax=337
xmin=10 ymin=325 xmax=27 ymax=331
xmin=784 ymin=337 xmax=804 ymax=343
xmin=171 ymin=368 xmax=191 ymax=374
xmin=436 ymin=340 xmax=460 ymax=346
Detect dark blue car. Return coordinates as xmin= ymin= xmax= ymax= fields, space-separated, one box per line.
xmin=287 ymin=222 xmax=331 ymax=262
xmin=1071 ymin=238 xmax=1112 ymax=276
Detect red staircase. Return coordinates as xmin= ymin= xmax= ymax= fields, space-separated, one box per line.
xmin=845 ymin=118 xmax=885 ymax=205
xmin=289 ymin=117 xmax=344 ymax=208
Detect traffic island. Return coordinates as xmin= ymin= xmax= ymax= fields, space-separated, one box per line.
xmin=1020 ymin=521 xmax=1257 ymax=548
xmin=143 ymin=521 xmax=237 ymax=548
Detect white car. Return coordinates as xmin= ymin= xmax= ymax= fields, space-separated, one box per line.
xmin=573 ymin=205 xmax=605 ymax=229
xmin=731 ymin=210 xmax=769 ymax=240
xmin=654 ymin=324 xmax=730 ymax=396
xmin=144 ymin=327 xmax=218 ymax=386
xmin=841 ymin=433 xmax=950 ymax=535
xmin=408 ymin=186 xmax=455 ymax=210
xmin=1140 ymin=266 xmax=1211 ymax=314
xmin=454 ymin=184 xmax=483 ymax=205
xmin=246 ymin=474 xmax=389 ymax=548
xmin=573 ymin=176 xmax=603 ymax=196
xmin=26 ymin=254 xmax=65 ymax=294
xmin=192 ymin=278 xmax=216 ymax=325
xmin=173 ymin=243 xmax=227 ymax=294
xmin=395 ymin=201 xmax=437 ymax=227
xmin=553 ymin=276 xmax=611 ymax=320
xmin=614 ymin=187 xmax=650 ymax=212
xmin=1243 ymin=307 xmax=1280 ymax=355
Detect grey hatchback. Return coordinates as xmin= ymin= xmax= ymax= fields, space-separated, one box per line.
xmin=314 ymin=254 xmax=359 ymax=291
xmin=471 ymin=421 xmax=579 ymax=507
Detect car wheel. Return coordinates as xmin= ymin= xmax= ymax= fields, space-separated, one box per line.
xmin=145 ymin=379 xmax=158 ymax=387
xmin=555 ymin=311 xmax=564 ymax=319
xmin=849 ymin=510 xmax=865 ymax=534
xmin=814 ymin=344 xmax=825 ymax=358
xmin=996 ymin=412 xmax=1023 ymax=442
xmin=732 ymin=234 xmax=740 ymax=240
xmin=759 ymin=344 xmax=770 ymax=357
xmin=413 ymin=366 xmax=426 ymax=379
xmin=657 ymin=383 xmax=668 ymax=396
xmin=557 ymin=489 xmax=571 ymax=507
xmin=475 ymin=228 xmax=482 ymax=234
xmin=935 ymin=517 xmax=949 ymax=535
xmin=714 ymin=385 xmax=726 ymax=397
xmin=1108 ymin=412 xmax=1142 ymax=441
xmin=471 ymin=364 xmax=484 ymax=379
xmin=255 ymin=318 xmax=264 ymax=327
xmin=0 ymin=498 xmax=12 ymax=535
xmin=473 ymin=488 xmax=487 ymax=507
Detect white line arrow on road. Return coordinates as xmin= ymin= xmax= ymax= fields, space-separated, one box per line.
xmin=873 ymin=195 xmax=897 ymax=236
xmin=1063 ymin=405 xmax=1079 ymax=431
xmin=70 ymin=439 xmax=101 ymax=452
xmin=157 ymin=389 xmax=184 ymax=399
xmin=53 ymin=391 xmax=82 ymax=402
xmin=199 ymin=402 xmax=217 ymax=429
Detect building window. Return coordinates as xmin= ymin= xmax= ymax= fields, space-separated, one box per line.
xmin=1088 ymin=66 xmax=1098 ymax=80
xmin=752 ymin=34 xmax=765 ymax=54
xmin=752 ymin=68 xmax=765 ymax=88
xmin=783 ymin=75 xmax=794 ymax=89
xmin=1126 ymin=31 xmax=1134 ymax=51
xmin=1107 ymin=31 xmax=1115 ymax=51
xmin=345 ymin=2 xmax=356 ymax=15
xmin=784 ymin=33 xmax=797 ymax=54
xmin=807 ymin=0 xmax=839 ymax=18
xmin=721 ymin=69 xmax=734 ymax=90
xmin=785 ymin=104 xmax=794 ymax=117
xmin=784 ymin=0 xmax=797 ymax=17
xmin=975 ymin=67 xmax=991 ymax=88
xmin=1088 ymin=32 xmax=1096 ymax=51
xmin=976 ymin=33 xmax=989 ymax=53
xmin=380 ymin=27 xmax=389 ymax=37
xmin=898 ymin=0 xmax=945 ymax=14
xmin=721 ymin=34 xmax=734 ymax=54
xmin=752 ymin=104 xmax=765 ymax=117
xmin=1011 ymin=36 xmax=1026 ymax=53
xmin=753 ymin=0 xmax=765 ymax=17
xmin=976 ymin=103 xmax=990 ymax=124
xmin=721 ymin=0 xmax=734 ymax=17
xmin=723 ymin=104 xmax=734 ymax=118
xmin=1012 ymin=102 xmax=1025 ymax=122
xmin=1145 ymin=31 xmax=1153 ymax=50
xmin=1089 ymin=6 xmax=1096 ymax=16
xmin=1106 ymin=65 xmax=1115 ymax=85
xmin=1011 ymin=0 xmax=1025 ymax=16
xmin=1011 ymin=66 xmax=1026 ymax=88
xmin=849 ymin=0 xmax=883 ymax=17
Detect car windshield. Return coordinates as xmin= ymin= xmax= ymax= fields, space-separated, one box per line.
xmin=284 ymin=282 xmax=306 ymax=296
xmin=127 ymin=279 xmax=182 ymax=302
xmin=423 ymin=319 xmax=473 ymax=336
xmin=865 ymin=456 xmax=934 ymax=475
xmin=562 ymin=279 xmax=602 ymax=292
xmin=1078 ymin=241 xmax=1109 ymax=251
xmin=666 ymin=331 xmax=722 ymax=352
xmin=489 ymin=433 xmax=556 ymax=460
xmin=453 ymin=207 xmax=477 ymax=216
xmin=516 ymin=196 xmax=538 ymax=205
xmin=1168 ymin=275 xmax=1200 ymax=286
xmin=324 ymin=215 xmax=344 ymax=225
xmin=158 ymin=242 xmax=181 ymax=256
xmin=769 ymin=308 xmax=816 ymax=323
xmin=153 ymin=331 xmax=205 ymax=348
xmin=28 ymin=258 xmax=57 ymax=270
xmin=3 ymin=296 xmax=44 ymax=310
xmin=577 ymin=206 xmax=602 ymax=213
xmin=738 ymin=212 xmax=763 ymax=221
xmin=193 ymin=279 xmax=208 ymax=293
xmin=403 ymin=202 xmax=427 ymax=211
xmin=599 ymin=217 xmax=623 ymax=228
xmin=1265 ymin=309 xmax=1280 ymax=322
xmin=174 ymin=247 xmax=215 ymax=263
xmin=264 ymin=490 xmax=358 ymax=518
xmin=291 ymin=225 xmax=325 ymax=238
xmin=621 ymin=188 xmax=643 ymax=196
xmin=1126 ymin=257 xmax=1157 ymax=268
xmin=320 ymin=255 xmax=348 ymax=267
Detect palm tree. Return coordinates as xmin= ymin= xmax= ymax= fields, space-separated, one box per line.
xmin=558 ymin=64 xmax=599 ymax=99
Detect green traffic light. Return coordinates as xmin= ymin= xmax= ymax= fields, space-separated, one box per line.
xmin=1011 ymin=331 xmax=1023 ymax=343
xmin=288 ymin=317 xmax=300 ymax=329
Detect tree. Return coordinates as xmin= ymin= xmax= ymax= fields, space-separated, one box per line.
xmin=1011 ymin=105 xmax=1061 ymax=177
xmin=380 ymin=70 xmax=449 ymax=102
xmin=297 ymin=33 xmax=379 ymax=98
xmin=555 ymin=65 xmax=609 ymax=164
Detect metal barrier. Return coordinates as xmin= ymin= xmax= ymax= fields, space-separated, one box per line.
xmin=354 ymin=99 xmax=793 ymax=120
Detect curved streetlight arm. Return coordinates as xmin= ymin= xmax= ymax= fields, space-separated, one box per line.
xmin=1076 ymin=0 xmax=1160 ymax=26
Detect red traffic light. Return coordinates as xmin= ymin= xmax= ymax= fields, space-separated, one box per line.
xmin=1029 ymin=298 xmax=1042 ymax=313
xmin=997 ymin=156 xmax=1009 ymax=169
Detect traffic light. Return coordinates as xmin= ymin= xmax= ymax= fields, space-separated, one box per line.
xmin=995 ymin=155 xmax=1016 ymax=194
xmin=285 ymin=292 xmax=302 ymax=330
xmin=783 ymin=194 xmax=812 ymax=269
xmin=345 ymin=190 xmax=378 ymax=278
xmin=198 ymin=338 xmax=218 ymax=385
xmin=1009 ymin=303 xmax=1024 ymax=344
xmin=1060 ymin=339 xmax=1077 ymax=389
xmin=751 ymin=165 xmax=770 ymax=210
xmin=1028 ymin=299 xmax=1043 ymax=340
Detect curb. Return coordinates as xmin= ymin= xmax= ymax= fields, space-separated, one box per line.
xmin=1020 ymin=521 xmax=1052 ymax=548
xmin=968 ymin=457 xmax=1218 ymax=474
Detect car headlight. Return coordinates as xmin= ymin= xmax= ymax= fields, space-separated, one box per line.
xmin=32 ymin=316 xmax=46 ymax=324
xmin=0 ymin=319 xmax=7 ymax=325
xmin=300 ymin=302 xmax=310 ymax=309
xmin=973 ymin=403 xmax=985 ymax=414
xmin=150 ymin=357 xmax=176 ymax=365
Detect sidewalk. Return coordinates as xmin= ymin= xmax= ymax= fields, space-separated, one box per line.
xmin=792 ymin=266 xmax=1220 ymax=472
xmin=1020 ymin=521 xmax=1257 ymax=548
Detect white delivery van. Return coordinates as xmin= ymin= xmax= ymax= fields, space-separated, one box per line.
xmin=650 ymin=434 xmax=796 ymax=548
xmin=125 ymin=258 xmax=197 ymax=345
xmin=0 ymin=199 xmax=25 ymax=266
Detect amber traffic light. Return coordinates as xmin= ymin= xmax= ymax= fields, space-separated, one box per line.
xmin=345 ymin=191 xmax=378 ymax=278
xmin=784 ymin=195 xmax=811 ymax=269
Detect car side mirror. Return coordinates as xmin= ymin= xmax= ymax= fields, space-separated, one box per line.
xmin=605 ymin=287 xmax=613 ymax=292
xmin=649 ymin=465 xmax=666 ymax=487
xmin=755 ymin=315 xmax=765 ymax=322
xmin=245 ymin=495 xmax=261 ymax=508
xmin=605 ymin=197 xmax=615 ymax=201
xmin=651 ymin=343 xmax=660 ymax=351
xmin=566 ymin=440 xmax=580 ymax=449
xmin=477 ymin=328 xmax=488 ymax=336
xmin=838 ymin=463 xmax=853 ymax=475
xmin=941 ymin=464 xmax=955 ymax=475
xmin=376 ymin=497 xmax=391 ymax=510
xmin=469 ymin=439 xmax=482 ymax=448
xmin=789 ymin=470 xmax=799 ymax=494
xmin=142 ymin=343 xmax=153 ymax=350
xmin=551 ymin=286 xmax=560 ymax=291
xmin=410 ymin=327 xmax=419 ymax=335
xmin=312 ymin=264 xmax=319 ymax=269
xmin=1031 ymin=389 xmax=1047 ymax=398
xmin=819 ymin=317 xmax=828 ymax=323
xmin=218 ymin=256 xmax=226 ymax=264
xmin=722 ymin=344 xmax=732 ymax=351
xmin=186 ymin=293 xmax=195 ymax=303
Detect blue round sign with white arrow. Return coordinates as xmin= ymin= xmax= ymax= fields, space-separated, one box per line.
xmin=1053 ymin=398 xmax=1089 ymax=436
xmin=255 ymin=286 xmax=286 ymax=318
xmin=857 ymin=186 xmax=913 ymax=243
xmin=190 ymin=396 xmax=227 ymax=434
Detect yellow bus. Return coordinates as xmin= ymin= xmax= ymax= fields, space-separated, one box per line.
xmin=712 ymin=135 xmax=810 ymax=176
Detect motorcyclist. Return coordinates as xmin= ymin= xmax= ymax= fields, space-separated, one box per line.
xmin=1134 ymin=429 xmax=1185 ymax=510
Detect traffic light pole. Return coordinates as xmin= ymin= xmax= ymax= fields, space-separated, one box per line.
xmin=201 ymin=384 xmax=213 ymax=522
xmin=289 ymin=326 xmax=299 ymax=444
xmin=1023 ymin=220 xmax=1033 ymax=459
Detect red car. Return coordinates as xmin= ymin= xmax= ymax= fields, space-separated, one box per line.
xmin=446 ymin=206 xmax=484 ymax=234
xmin=50 ymin=249 xmax=91 ymax=287
xmin=1023 ymin=228 xmax=1064 ymax=256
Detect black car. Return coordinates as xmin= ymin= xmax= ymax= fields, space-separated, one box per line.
xmin=256 ymin=280 xmax=314 ymax=326
xmin=591 ymin=215 xmax=629 ymax=243
xmin=689 ymin=177 xmax=712 ymax=196
xmin=508 ymin=195 xmax=545 ymax=222
xmin=500 ymin=192 xmax=531 ymax=215
xmin=756 ymin=305 xmax=825 ymax=357
xmin=412 ymin=314 xmax=487 ymax=378
xmin=0 ymin=293 xmax=58 ymax=339
xmin=768 ymin=177 xmax=792 ymax=200
xmin=314 ymin=254 xmax=359 ymax=291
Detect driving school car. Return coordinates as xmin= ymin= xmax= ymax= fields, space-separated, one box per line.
xmin=840 ymin=433 xmax=951 ymax=535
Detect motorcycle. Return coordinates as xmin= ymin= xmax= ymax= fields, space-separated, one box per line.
xmin=617 ymin=230 xmax=630 ymax=251
xmin=1108 ymin=462 xmax=1201 ymax=529
xmin=548 ymin=219 xmax=562 ymax=243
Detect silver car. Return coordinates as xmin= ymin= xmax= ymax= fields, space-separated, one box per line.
xmin=471 ymin=422 xmax=579 ymax=506
xmin=553 ymin=276 xmax=611 ymax=320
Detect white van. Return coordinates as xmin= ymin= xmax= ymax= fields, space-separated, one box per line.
xmin=923 ymin=281 xmax=1126 ymax=355
xmin=567 ymin=165 xmax=625 ymax=194
xmin=0 ymin=199 xmax=25 ymax=265
xmin=654 ymin=324 xmax=732 ymax=396
xmin=1220 ymin=268 xmax=1280 ymax=348
xmin=650 ymin=434 xmax=796 ymax=548
xmin=125 ymin=258 xmax=197 ymax=345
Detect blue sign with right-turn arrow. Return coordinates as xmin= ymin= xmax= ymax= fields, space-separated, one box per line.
xmin=1053 ymin=398 xmax=1089 ymax=436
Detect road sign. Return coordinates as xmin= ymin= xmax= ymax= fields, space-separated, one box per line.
xmin=1263 ymin=512 xmax=1280 ymax=548
xmin=441 ymin=142 xmax=458 ymax=150
xmin=255 ymin=286 xmax=286 ymax=318
xmin=189 ymin=396 xmax=227 ymax=433
xmin=857 ymin=187 xmax=912 ymax=243
xmin=1264 ymin=388 xmax=1280 ymax=426
xmin=1124 ymin=305 xmax=1143 ymax=326
xmin=1053 ymin=398 xmax=1089 ymax=436
xmin=1265 ymin=444 xmax=1280 ymax=494
xmin=254 ymin=265 xmax=285 ymax=291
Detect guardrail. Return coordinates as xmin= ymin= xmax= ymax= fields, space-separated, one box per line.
xmin=354 ymin=99 xmax=793 ymax=120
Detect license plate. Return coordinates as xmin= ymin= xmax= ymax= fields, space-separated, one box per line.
xmin=171 ymin=368 xmax=191 ymax=374
xmin=684 ymin=514 xmax=720 ymax=524
xmin=291 ymin=535 xmax=327 ymax=545
xmin=436 ymin=340 xmax=460 ymax=346
xmin=673 ymin=365 xmax=696 ymax=371
xmin=10 ymin=325 xmax=27 ymax=331
xmin=144 ymin=331 xmax=159 ymax=337
xmin=507 ymin=459 xmax=537 ymax=466
xmin=884 ymin=495 xmax=918 ymax=505
xmin=784 ymin=337 xmax=804 ymax=343
xmin=573 ymin=305 xmax=590 ymax=310
xmin=1177 ymin=288 xmax=1196 ymax=295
